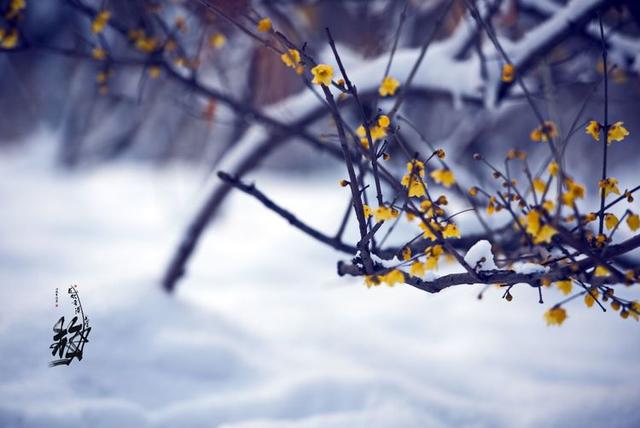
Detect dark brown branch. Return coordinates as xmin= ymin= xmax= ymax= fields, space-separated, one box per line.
xmin=217 ymin=172 xmax=358 ymax=254
xmin=339 ymin=234 xmax=640 ymax=294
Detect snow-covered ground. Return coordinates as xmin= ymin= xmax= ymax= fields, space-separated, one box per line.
xmin=1 ymin=138 xmax=639 ymax=428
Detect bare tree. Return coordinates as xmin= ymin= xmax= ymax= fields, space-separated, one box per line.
xmin=4 ymin=0 xmax=640 ymax=324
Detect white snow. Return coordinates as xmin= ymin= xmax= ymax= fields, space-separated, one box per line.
xmin=520 ymin=0 xmax=640 ymax=63
xmin=1 ymin=139 xmax=640 ymax=427
xmin=512 ymin=262 xmax=550 ymax=275
xmin=464 ymin=240 xmax=498 ymax=271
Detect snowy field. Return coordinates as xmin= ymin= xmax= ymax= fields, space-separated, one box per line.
xmin=1 ymin=139 xmax=639 ymax=428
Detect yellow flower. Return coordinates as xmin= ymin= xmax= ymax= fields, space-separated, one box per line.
xmin=561 ymin=179 xmax=585 ymax=206
xmin=92 ymin=47 xmax=106 ymax=61
xmin=419 ymin=221 xmax=441 ymax=241
xmin=594 ymin=266 xmax=609 ymax=277
xmin=599 ymin=177 xmax=620 ymax=198
xmin=548 ymin=161 xmax=559 ymax=177
xmin=544 ymin=307 xmax=567 ymax=326
xmin=210 ymin=33 xmax=226 ymax=48
xmin=401 ymin=174 xmax=426 ymax=198
xmin=430 ymin=169 xmax=456 ymax=187
xmin=542 ymin=200 xmax=554 ymax=213
xmin=585 ymin=120 xmax=601 ymax=141
xmin=374 ymin=205 xmax=399 ymax=222
xmin=280 ymin=49 xmax=301 ymax=68
xmin=607 ymin=121 xmax=629 ymax=143
xmin=584 ymin=289 xmax=600 ymax=308
xmin=362 ymin=204 xmax=372 ymax=219
xmin=501 ymin=63 xmax=515 ymax=82
xmin=430 ymin=244 xmax=443 ymax=257
xmin=407 ymin=159 xmax=425 ymax=176
xmin=530 ymin=121 xmax=558 ymax=142
xmin=627 ymin=213 xmax=640 ymax=231
xmin=381 ymin=269 xmax=404 ymax=287
xmin=534 ymin=225 xmax=557 ymax=244
xmin=257 ymin=17 xmax=272 ymax=33
xmin=377 ymin=115 xmax=390 ymax=128
xmin=0 ymin=28 xmax=18 ymax=49
xmin=426 ymin=248 xmax=443 ymax=270
xmin=630 ymin=301 xmax=640 ymax=321
xmin=91 ymin=10 xmax=111 ymax=34
xmin=148 ymin=66 xmax=161 ymax=78
xmin=6 ymin=0 xmax=26 ymax=20
xmin=604 ymin=213 xmax=618 ymax=230
xmin=442 ymin=223 xmax=460 ymax=239
xmin=525 ymin=209 xmax=557 ymax=244
xmin=424 ymin=255 xmax=438 ymax=271
xmin=136 ymin=36 xmax=158 ymax=53
xmin=370 ymin=125 xmax=387 ymax=140
xmin=556 ymin=280 xmax=573 ymax=296
xmin=378 ymin=75 xmax=400 ymax=96
xmin=401 ymin=247 xmax=412 ymax=261
xmin=311 ymin=64 xmax=334 ymax=86
xmin=533 ymin=178 xmax=546 ymax=193
xmin=364 ymin=275 xmax=381 ymax=288
xmin=525 ymin=210 xmax=541 ymax=237
xmin=410 ymin=261 xmax=425 ymax=277
xmin=401 ymin=160 xmax=426 ymax=197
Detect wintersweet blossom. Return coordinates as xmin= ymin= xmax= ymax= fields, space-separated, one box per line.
xmin=374 ymin=205 xmax=399 ymax=222
xmin=607 ymin=121 xmax=629 ymax=143
xmin=627 ymin=213 xmax=640 ymax=231
xmin=584 ymin=289 xmax=600 ymax=307
xmin=599 ymin=177 xmax=620 ymax=197
xmin=0 ymin=28 xmax=18 ymax=49
xmin=544 ymin=307 xmax=567 ymax=326
xmin=92 ymin=47 xmax=106 ymax=61
xmin=501 ymin=63 xmax=515 ymax=82
xmin=311 ymin=64 xmax=333 ymax=86
xmin=381 ymin=269 xmax=404 ymax=287
xmin=530 ymin=121 xmax=558 ymax=142
xmin=91 ymin=10 xmax=111 ymax=34
xmin=378 ymin=76 xmax=400 ymax=96
xmin=585 ymin=120 xmax=601 ymax=141
xmin=210 ymin=33 xmax=226 ymax=48
xmin=430 ymin=169 xmax=456 ymax=187
xmin=604 ymin=213 xmax=618 ymax=230
xmin=257 ymin=17 xmax=272 ymax=33
xmin=555 ymin=280 xmax=573 ymax=296
xmin=280 ymin=49 xmax=300 ymax=68
xmin=401 ymin=160 xmax=426 ymax=197
xmin=410 ymin=262 xmax=425 ymax=277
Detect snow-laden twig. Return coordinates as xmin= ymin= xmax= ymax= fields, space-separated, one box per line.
xmin=164 ymin=0 xmax=626 ymax=291
xmin=520 ymin=0 xmax=640 ymax=63
xmin=338 ymin=234 xmax=640 ymax=294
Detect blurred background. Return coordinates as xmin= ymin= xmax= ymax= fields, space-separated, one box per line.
xmin=1 ymin=0 xmax=640 ymax=427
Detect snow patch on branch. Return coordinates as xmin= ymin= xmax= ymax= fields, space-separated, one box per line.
xmin=464 ymin=240 xmax=498 ymax=271
xmin=512 ymin=262 xmax=550 ymax=275
xmin=520 ymin=0 xmax=640 ymax=64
